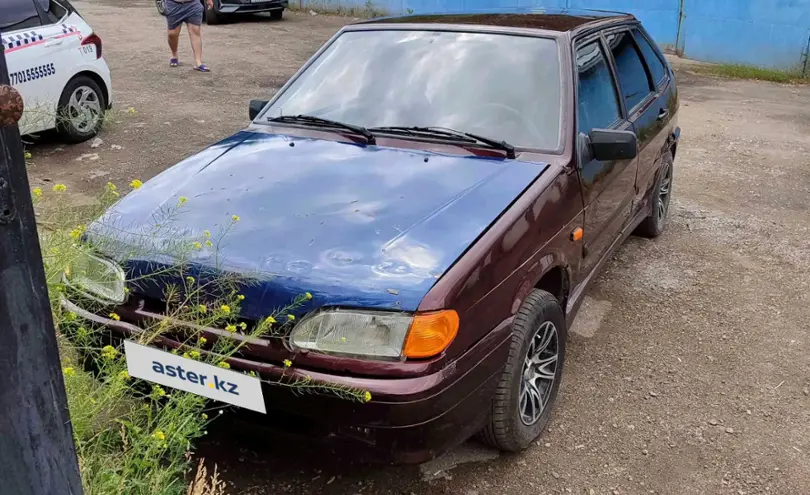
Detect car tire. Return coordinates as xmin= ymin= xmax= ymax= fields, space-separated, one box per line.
xmin=56 ymin=75 xmax=106 ymax=144
xmin=477 ymin=289 xmax=566 ymax=452
xmin=203 ymin=1 xmax=222 ymax=24
xmin=634 ymin=150 xmax=674 ymax=238
xmin=156 ymin=0 xmax=167 ymax=15
xmin=270 ymin=8 xmax=283 ymax=20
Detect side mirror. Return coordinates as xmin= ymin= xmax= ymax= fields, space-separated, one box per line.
xmin=249 ymin=100 xmax=269 ymax=121
xmin=589 ymin=129 xmax=638 ymax=161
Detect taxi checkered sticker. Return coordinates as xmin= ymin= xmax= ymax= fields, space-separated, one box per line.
xmin=2 ymin=31 xmax=45 ymax=51
xmin=61 ymin=24 xmax=78 ymax=35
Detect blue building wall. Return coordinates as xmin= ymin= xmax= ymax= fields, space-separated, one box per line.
xmin=302 ymin=0 xmax=810 ymax=72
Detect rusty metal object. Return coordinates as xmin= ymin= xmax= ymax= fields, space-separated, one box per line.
xmin=0 ymin=85 xmax=24 ymax=127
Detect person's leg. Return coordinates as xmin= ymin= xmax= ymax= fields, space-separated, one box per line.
xmin=187 ymin=23 xmax=203 ymax=67
xmin=167 ymin=25 xmax=182 ymax=61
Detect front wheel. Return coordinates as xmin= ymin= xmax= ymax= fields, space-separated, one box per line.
xmin=477 ymin=289 xmax=567 ymax=452
xmin=269 ymin=8 xmax=283 ymax=20
xmin=56 ymin=75 xmax=106 ymax=144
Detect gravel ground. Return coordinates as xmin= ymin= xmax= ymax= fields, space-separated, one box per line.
xmin=25 ymin=2 xmax=810 ymax=494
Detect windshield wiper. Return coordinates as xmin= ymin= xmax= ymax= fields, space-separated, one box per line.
xmin=369 ymin=126 xmax=516 ymax=159
xmin=268 ymin=115 xmax=375 ymax=144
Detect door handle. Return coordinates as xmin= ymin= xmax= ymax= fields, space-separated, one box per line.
xmin=657 ymin=109 xmax=670 ymax=121
xmin=45 ymin=38 xmax=64 ymax=47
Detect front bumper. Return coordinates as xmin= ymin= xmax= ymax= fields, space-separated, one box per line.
xmin=62 ymin=297 xmax=512 ymax=464
xmin=218 ymin=0 xmax=288 ymax=14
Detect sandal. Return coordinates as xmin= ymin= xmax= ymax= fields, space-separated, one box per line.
xmin=193 ymin=64 xmax=210 ymax=73
xmin=170 ymin=58 xmax=179 ymax=67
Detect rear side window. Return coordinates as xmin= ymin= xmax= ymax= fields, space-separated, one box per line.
xmin=0 ymin=0 xmax=42 ymax=32
xmin=605 ymin=31 xmax=653 ymax=111
xmin=43 ymin=0 xmax=69 ymax=23
xmin=633 ymin=29 xmax=667 ymax=85
xmin=576 ymin=41 xmax=621 ymax=134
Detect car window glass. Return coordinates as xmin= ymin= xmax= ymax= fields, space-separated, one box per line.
xmin=605 ymin=31 xmax=653 ymax=111
xmin=633 ymin=29 xmax=666 ymax=85
xmin=44 ymin=0 xmax=68 ymax=23
xmin=576 ymin=41 xmax=621 ymax=135
xmin=264 ymin=30 xmax=563 ymax=150
xmin=0 ymin=0 xmax=41 ymax=32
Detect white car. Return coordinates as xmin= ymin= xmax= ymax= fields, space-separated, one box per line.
xmin=2 ymin=0 xmax=112 ymax=143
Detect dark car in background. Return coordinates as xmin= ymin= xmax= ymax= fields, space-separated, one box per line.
xmin=155 ymin=0 xmax=287 ymax=24
xmin=64 ymin=9 xmax=679 ymax=464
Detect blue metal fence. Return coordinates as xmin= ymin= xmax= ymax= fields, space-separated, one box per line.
xmin=303 ymin=0 xmax=810 ymax=72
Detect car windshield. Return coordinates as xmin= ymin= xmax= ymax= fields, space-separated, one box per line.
xmin=260 ymin=29 xmax=562 ymax=150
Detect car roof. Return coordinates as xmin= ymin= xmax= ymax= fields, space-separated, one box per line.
xmin=357 ymin=8 xmax=635 ymax=34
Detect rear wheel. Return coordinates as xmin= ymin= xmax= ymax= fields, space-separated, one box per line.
xmin=635 ymin=150 xmax=674 ymax=238
xmin=56 ymin=75 xmax=106 ymax=144
xmin=477 ymin=289 xmax=566 ymax=452
xmin=270 ymin=8 xmax=283 ymax=20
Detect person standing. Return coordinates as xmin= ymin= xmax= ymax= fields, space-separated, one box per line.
xmin=165 ymin=0 xmax=212 ymax=72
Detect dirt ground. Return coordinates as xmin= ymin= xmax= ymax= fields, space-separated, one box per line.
xmin=27 ymin=1 xmax=810 ymax=494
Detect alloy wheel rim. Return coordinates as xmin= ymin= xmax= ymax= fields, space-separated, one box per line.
xmin=67 ymin=86 xmax=102 ymax=134
xmin=657 ymin=164 xmax=672 ymax=224
xmin=519 ymin=321 xmax=559 ymax=426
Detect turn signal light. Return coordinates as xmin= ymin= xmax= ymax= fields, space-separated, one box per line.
xmin=403 ymin=310 xmax=459 ymax=359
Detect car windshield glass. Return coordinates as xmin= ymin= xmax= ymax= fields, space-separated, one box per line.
xmin=261 ymin=30 xmax=562 ymax=150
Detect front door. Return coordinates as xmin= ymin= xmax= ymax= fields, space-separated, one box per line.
xmin=575 ymin=38 xmax=638 ymax=277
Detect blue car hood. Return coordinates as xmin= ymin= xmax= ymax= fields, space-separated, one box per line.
xmin=89 ymin=131 xmax=548 ymax=316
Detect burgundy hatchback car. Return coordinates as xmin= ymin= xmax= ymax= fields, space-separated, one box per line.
xmin=64 ymin=9 xmax=679 ymax=464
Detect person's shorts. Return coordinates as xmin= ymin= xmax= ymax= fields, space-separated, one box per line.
xmin=165 ymin=0 xmax=204 ymax=30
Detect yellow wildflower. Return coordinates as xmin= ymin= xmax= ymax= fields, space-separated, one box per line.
xmin=189 ymin=350 xmax=201 ymax=360
xmin=127 ymin=106 xmax=136 ymax=114
xmin=53 ymin=184 xmax=67 ymax=192
xmin=203 ymin=230 xmax=211 ymax=238
xmin=201 ymin=413 xmax=208 ymax=420
xmin=305 ymin=292 xmax=313 ymax=300
xmin=220 ymin=304 xmax=231 ymax=314
xmin=205 ymin=240 xmax=213 ymax=247
xmin=198 ymin=337 xmax=207 ymax=345
xmin=265 ymin=316 xmax=276 ymax=324
xmin=186 ymin=276 xmax=195 ymax=285
xmin=182 ymin=352 xmax=190 ymax=359
xmin=118 ymin=370 xmax=130 ymax=380
xmin=101 ymin=345 xmax=117 ymax=360
xmin=217 ymin=361 xmax=230 ymax=369
xmin=239 ymin=322 xmax=247 ymax=330
xmin=170 ymin=349 xmax=178 ymax=355
xmin=124 ymin=287 xmax=130 ymax=294
xmin=225 ymin=324 xmax=236 ymax=333
xmin=153 ymin=385 xmax=166 ymax=397
xmin=231 ymin=214 xmax=240 ymax=222
xmin=111 ymin=190 xmax=119 ymax=197
xmin=63 ymin=367 xmax=75 ymax=376
xmin=109 ymin=312 xmax=120 ymax=321
xmin=282 ymin=359 xmax=292 ymax=368
xmin=129 ymin=179 xmax=143 ymax=189
xmin=152 ymin=430 xmax=165 ymax=441
xmin=287 ymin=314 xmax=295 ymax=321
xmin=64 ymin=311 xmax=77 ymax=322
xmin=192 ymin=241 xmax=202 ymax=250
xmin=32 ymin=187 xmax=42 ymax=198
xmin=24 ymin=151 xmax=32 ymax=160
xmin=363 ymin=391 xmax=372 ymax=403
xmin=237 ymin=294 xmax=245 ymax=301
xmin=69 ymin=228 xmax=83 ymax=239
xmin=178 ymin=196 xmax=188 ymax=206
xmin=198 ymin=305 xmax=207 ymax=313
xmin=106 ymin=182 xmax=117 ymax=192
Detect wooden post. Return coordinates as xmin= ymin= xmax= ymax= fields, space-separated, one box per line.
xmin=0 ymin=39 xmax=84 ymax=495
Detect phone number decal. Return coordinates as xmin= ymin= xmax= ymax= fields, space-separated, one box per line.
xmin=10 ymin=63 xmax=56 ymax=85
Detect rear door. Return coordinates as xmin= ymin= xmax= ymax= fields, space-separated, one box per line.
xmin=574 ymin=34 xmax=638 ymax=276
xmin=602 ymin=27 xmax=668 ymax=216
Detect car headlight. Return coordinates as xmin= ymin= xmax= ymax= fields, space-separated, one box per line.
xmin=290 ymin=308 xmax=459 ymax=361
xmin=64 ymin=252 xmax=127 ymax=304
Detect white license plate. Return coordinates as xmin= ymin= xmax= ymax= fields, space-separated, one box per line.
xmin=249 ymin=0 xmax=268 ymax=3
xmin=124 ymin=340 xmax=266 ymax=413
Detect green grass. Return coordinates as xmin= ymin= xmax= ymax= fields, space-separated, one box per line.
xmin=694 ymin=63 xmax=809 ymax=84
